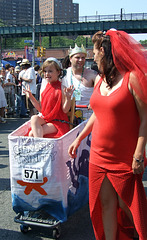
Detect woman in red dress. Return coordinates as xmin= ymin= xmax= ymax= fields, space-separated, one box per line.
xmin=25 ymin=57 xmax=74 ymax=138
xmin=68 ymin=30 xmax=147 ymax=240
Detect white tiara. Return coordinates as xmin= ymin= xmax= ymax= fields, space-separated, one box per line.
xmin=46 ymin=57 xmax=62 ymax=69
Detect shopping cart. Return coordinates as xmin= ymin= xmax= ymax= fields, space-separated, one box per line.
xmin=8 ymin=106 xmax=92 ymax=239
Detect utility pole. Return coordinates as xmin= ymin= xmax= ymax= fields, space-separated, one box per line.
xmin=120 ymin=8 xmax=125 ymax=21
xmin=32 ymin=0 xmax=35 ymax=67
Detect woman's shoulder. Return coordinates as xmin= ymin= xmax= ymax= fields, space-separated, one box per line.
xmin=129 ymin=71 xmax=137 ymax=81
xmin=94 ymin=74 xmax=101 ymax=87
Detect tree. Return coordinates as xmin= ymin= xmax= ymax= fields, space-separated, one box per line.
xmin=74 ymin=35 xmax=93 ymax=48
xmin=1 ymin=35 xmax=93 ymax=49
xmin=0 ymin=19 xmax=5 ymax=27
xmin=140 ymin=39 xmax=147 ymax=44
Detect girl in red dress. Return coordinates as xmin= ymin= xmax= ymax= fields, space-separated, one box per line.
xmin=68 ymin=30 xmax=147 ymax=240
xmin=25 ymin=57 xmax=74 ymax=138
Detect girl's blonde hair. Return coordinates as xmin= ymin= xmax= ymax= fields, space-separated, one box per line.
xmin=42 ymin=58 xmax=62 ymax=78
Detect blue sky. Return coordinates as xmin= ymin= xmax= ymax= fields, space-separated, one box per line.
xmin=73 ymin=0 xmax=147 ymax=41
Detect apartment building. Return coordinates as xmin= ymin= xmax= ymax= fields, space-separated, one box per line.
xmin=0 ymin=0 xmax=40 ymax=25
xmin=39 ymin=0 xmax=79 ymax=23
xmin=0 ymin=0 xmax=79 ymax=25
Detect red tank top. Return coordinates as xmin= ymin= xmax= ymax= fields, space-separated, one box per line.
xmin=90 ymin=72 xmax=140 ymax=170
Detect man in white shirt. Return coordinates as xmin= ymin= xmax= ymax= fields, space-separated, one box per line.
xmin=19 ymin=59 xmax=36 ymax=117
xmin=62 ymin=44 xmax=98 ymax=119
xmin=5 ymin=64 xmax=16 ymax=114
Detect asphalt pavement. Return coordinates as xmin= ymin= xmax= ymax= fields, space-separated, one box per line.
xmin=0 ymin=117 xmax=147 ymax=240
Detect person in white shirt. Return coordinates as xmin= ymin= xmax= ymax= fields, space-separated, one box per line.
xmin=4 ymin=64 xmax=16 ymax=114
xmin=62 ymin=44 xmax=98 ymax=119
xmin=18 ymin=65 xmax=27 ymax=117
xmin=0 ymin=67 xmax=7 ymax=123
xmin=19 ymin=59 xmax=37 ymax=117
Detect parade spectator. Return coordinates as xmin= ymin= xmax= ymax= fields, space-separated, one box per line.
xmin=14 ymin=66 xmax=21 ymax=117
xmin=68 ymin=30 xmax=147 ymax=240
xmin=24 ymin=57 xmax=74 ymax=138
xmin=5 ymin=63 xmax=11 ymax=78
xmin=34 ymin=64 xmax=42 ymax=101
xmin=34 ymin=64 xmax=42 ymax=84
xmin=61 ymin=55 xmax=71 ymax=78
xmin=62 ymin=55 xmax=71 ymax=69
xmin=14 ymin=66 xmax=21 ymax=84
xmin=91 ymin=61 xmax=99 ymax=73
xmin=0 ymin=67 xmax=7 ymax=123
xmin=19 ymin=59 xmax=36 ymax=117
xmin=18 ymin=63 xmax=28 ymax=117
xmin=0 ymin=67 xmax=6 ymax=85
xmin=4 ymin=64 xmax=16 ymax=115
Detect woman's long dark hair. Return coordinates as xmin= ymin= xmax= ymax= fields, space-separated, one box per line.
xmin=92 ymin=31 xmax=119 ymax=88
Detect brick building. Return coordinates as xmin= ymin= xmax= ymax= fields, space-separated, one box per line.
xmin=0 ymin=0 xmax=79 ymax=25
xmin=39 ymin=0 xmax=79 ymax=24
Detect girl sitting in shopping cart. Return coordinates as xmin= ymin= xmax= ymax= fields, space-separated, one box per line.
xmin=24 ymin=57 xmax=74 ymax=138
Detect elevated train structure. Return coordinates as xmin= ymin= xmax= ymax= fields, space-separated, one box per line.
xmin=0 ymin=13 xmax=147 ymax=39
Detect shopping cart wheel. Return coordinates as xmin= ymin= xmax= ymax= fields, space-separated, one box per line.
xmin=20 ymin=224 xmax=29 ymax=233
xmin=52 ymin=225 xmax=61 ymax=239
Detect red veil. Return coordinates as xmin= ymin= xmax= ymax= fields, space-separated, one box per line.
xmin=106 ymin=29 xmax=147 ymax=104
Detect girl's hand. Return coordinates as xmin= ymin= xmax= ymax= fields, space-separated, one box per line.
xmin=68 ymin=138 xmax=81 ymax=158
xmin=23 ymin=84 xmax=32 ymax=98
xmin=64 ymin=85 xmax=75 ymax=99
xmin=132 ymin=158 xmax=144 ymax=174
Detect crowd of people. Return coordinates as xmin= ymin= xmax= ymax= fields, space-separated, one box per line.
xmin=0 ymin=61 xmax=43 ymax=123
xmin=1 ymin=30 xmax=147 ymax=240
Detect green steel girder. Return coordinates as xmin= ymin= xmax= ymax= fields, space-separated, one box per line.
xmin=0 ymin=20 xmax=147 ymax=38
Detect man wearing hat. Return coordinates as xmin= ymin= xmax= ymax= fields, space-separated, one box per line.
xmin=62 ymin=44 xmax=97 ymax=118
xmin=19 ymin=59 xmax=36 ymax=117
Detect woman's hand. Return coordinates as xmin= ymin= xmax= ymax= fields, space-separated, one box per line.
xmin=87 ymin=104 xmax=92 ymax=110
xmin=68 ymin=138 xmax=81 ymax=158
xmin=132 ymin=158 xmax=144 ymax=174
xmin=68 ymin=112 xmax=96 ymax=158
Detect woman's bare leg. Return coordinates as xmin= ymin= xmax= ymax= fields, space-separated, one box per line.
xmin=118 ymin=196 xmax=139 ymax=238
xmin=99 ymin=177 xmax=118 ymax=240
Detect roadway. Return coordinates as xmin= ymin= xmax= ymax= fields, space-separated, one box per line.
xmin=0 ymin=117 xmax=147 ymax=240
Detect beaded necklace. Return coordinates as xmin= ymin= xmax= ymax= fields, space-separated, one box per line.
xmin=70 ymin=67 xmax=84 ymax=100
xmin=70 ymin=67 xmax=84 ymax=87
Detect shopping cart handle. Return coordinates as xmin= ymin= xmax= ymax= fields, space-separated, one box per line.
xmin=75 ymin=105 xmax=88 ymax=108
